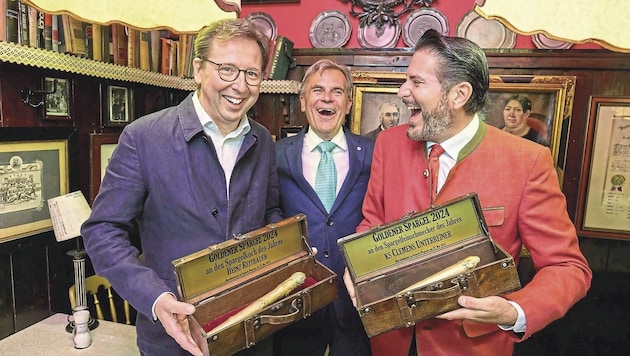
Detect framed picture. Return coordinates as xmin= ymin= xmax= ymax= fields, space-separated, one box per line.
xmin=105 ymin=85 xmax=134 ymax=127
xmin=0 ymin=139 xmax=69 ymax=243
xmin=280 ymin=126 xmax=303 ymax=139
xmin=350 ymin=71 xmax=409 ymax=138
xmin=576 ymin=97 xmax=630 ymax=240
xmin=89 ymin=133 xmax=120 ymax=203
xmin=481 ymin=75 xmax=576 ymax=175
xmin=44 ymin=77 xmax=72 ymax=120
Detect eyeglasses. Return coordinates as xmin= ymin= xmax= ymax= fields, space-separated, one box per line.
xmin=202 ymin=58 xmax=264 ymax=86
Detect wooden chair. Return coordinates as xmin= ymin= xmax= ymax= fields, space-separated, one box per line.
xmin=69 ymin=275 xmax=132 ymax=325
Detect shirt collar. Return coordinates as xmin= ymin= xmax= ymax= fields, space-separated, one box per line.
xmin=428 ymin=114 xmax=480 ymax=160
xmin=305 ymin=127 xmax=348 ymax=152
xmin=193 ymin=90 xmax=251 ymax=137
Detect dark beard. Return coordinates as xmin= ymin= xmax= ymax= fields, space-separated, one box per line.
xmin=407 ymin=94 xmax=454 ymax=142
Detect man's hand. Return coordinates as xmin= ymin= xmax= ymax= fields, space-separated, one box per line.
xmin=343 ymin=268 xmax=357 ymax=307
xmin=154 ymin=293 xmax=203 ymax=356
xmin=435 ymin=295 xmax=518 ymax=327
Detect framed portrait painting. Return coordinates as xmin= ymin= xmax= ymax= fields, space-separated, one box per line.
xmin=43 ymin=77 xmax=72 ymax=120
xmin=350 ymin=71 xmax=408 ymax=137
xmin=0 ymin=138 xmax=69 ymax=243
xmin=481 ymin=75 xmax=576 ymax=177
xmin=105 ymin=85 xmax=134 ymax=127
xmin=576 ymin=97 xmax=630 ymax=240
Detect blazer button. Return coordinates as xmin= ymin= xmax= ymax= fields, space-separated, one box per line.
xmin=327 ymin=220 xmax=334 ymax=226
xmin=323 ymin=251 xmax=329 ymax=258
xmin=211 ymin=209 xmax=219 ymax=217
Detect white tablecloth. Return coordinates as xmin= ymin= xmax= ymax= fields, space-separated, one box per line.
xmin=0 ymin=313 xmax=139 ymax=355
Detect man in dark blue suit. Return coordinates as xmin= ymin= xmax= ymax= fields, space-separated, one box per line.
xmin=274 ymin=59 xmax=374 ymax=356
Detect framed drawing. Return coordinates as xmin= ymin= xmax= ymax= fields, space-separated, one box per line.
xmin=350 ymin=71 xmax=408 ymax=138
xmin=0 ymin=139 xmax=69 ymax=243
xmin=576 ymin=97 xmax=630 ymax=240
xmin=44 ymin=77 xmax=72 ymax=120
xmin=105 ymin=85 xmax=134 ymax=127
xmin=89 ymin=133 xmax=120 ymax=203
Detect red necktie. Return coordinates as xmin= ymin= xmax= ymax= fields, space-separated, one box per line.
xmin=428 ymin=144 xmax=445 ymax=202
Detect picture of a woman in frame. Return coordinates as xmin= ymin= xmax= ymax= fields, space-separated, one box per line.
xmin=481 ymin=92 xmax=555 ymax=146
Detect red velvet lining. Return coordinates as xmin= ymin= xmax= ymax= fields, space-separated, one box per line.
xmin=202 ymin=276 xmax=318 ymax=332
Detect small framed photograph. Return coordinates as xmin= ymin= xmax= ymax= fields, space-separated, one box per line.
xmin=44 ymin=77 xmax=72 ymax=120
xmin=105 ymin=85 xmax=134 ymax=127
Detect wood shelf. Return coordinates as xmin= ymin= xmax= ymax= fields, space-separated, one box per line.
xmin=0 ymin=41 xmax=300 ymax=93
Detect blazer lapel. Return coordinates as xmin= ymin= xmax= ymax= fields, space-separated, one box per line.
xmin=331 ymin=131 xmax=366 ymax=214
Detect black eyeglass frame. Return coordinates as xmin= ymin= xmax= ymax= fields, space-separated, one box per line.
xmin=201 ymin=58 xmax=265 ymax=86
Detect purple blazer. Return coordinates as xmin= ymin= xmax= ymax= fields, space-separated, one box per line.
xmin=81 ymin=93 xmax=282 ymax=349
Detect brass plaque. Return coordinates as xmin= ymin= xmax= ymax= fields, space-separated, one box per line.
xmin=174 ymin=216 xmax=305 ymax=300
xmin=340 ymin=195 xmax=484 ymax=278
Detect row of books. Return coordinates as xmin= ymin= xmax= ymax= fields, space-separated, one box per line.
xmin=1 ymin=0 xmax=195 ymax=77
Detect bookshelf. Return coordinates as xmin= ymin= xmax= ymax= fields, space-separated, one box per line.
xmin=0 ymin=41 xmax=300 ymax=93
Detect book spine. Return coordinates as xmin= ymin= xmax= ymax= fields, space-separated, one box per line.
xmin=111 ymin=23 xmax=127 ymax=66
xmin=82 ymin=22 xmax=93 ymax=59
xmin=126 ymin=26 xmax=136 ymax=68
xmin=17 ymin=1 xmax=27 ymax=45
xmin=6 ymin=0 xmax=19 ymax=44
xmin=26 ymin=4 xmax=35 ymax=47
xmin=51 ymin=14 xmax=58 ymax=52
xmin=100 ymin=24 xmax=111 ymax=63
xmin=160 ymin=37 xmax=172 ymax=75
xmin=43 ymin=12 xmax=52 ymax=50
xmin=268 ymin=36 xmax=294 ymax=80
xmin=139 ymin=31 xmax=150 ymax=71
xmin=0 ymin=0 xmax=6 ymax=42
xmin=92 ymin=23 xmax=102 ymax=61
xmin=149 ymin=30 xmax=161 ymax=72
xmin=59 ymin=14 xmax=71 ymax=53
xmin=69 ymin=16 xmax=85 ymax=56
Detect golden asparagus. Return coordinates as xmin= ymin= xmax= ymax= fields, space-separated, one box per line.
xmin=206 ymin=271 xmax=307 ymax=336
xmin=399 ymin=256 xmax=480 ymax=295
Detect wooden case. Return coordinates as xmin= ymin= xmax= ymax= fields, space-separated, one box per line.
xmin=338 ymin=193 xmax=521 ymax=337
xmin=173 ymin=214 xmax=337 ymax=356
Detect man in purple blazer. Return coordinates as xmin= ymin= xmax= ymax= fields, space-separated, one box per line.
xmin=273 ymin=59 xmax=374 ymax=356
xmin=81 ymin=19 xmax=281 ymax=356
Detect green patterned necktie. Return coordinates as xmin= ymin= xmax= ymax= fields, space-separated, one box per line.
xmin=315 ymin=141 xmax=337 ymax=212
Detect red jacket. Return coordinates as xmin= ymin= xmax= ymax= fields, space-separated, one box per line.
xmin=359 ymin=122 xmax=591 ymax=355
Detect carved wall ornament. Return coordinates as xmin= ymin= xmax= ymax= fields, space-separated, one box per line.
xmin=339 ymin=0 xmax=435 ymax=35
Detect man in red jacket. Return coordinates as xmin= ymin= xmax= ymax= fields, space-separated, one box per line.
xmin=344 ymin=29 xmax=591 ymax=355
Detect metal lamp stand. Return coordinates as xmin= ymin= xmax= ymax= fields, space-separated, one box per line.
xmin=65 ymin=239 xmax=99 ymax=333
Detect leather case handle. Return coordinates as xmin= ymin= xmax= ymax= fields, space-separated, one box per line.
xmin=259 ymin=291 xmax=312 ymax=325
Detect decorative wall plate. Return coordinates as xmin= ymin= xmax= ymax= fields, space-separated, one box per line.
xmin=402 ymin=8 xmax=449 ymax=48
xmin=357 ymin=22 xmax=401 ymax=49
xmin=245 ymin=12 xmax=278 ymax=41
xmin=309 ymin=10 xmax=351 ymax=48
xmin=532 ymin=33 xmax=573 ymax=49
xmin=456 ymin=10 xmax=516 ymax=49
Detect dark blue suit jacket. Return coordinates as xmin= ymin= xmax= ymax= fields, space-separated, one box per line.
xmin=275 ymin=126 xmax=374 ymax=328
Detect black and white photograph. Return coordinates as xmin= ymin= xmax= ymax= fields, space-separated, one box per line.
xmin=106 ymin=85 xmax=134 ymax=126
xmin=44 ymin=77 xmax=71 ymax=120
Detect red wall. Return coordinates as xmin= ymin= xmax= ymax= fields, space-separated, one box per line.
xmin=241 ymin=0 xmax=601 ymax=50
